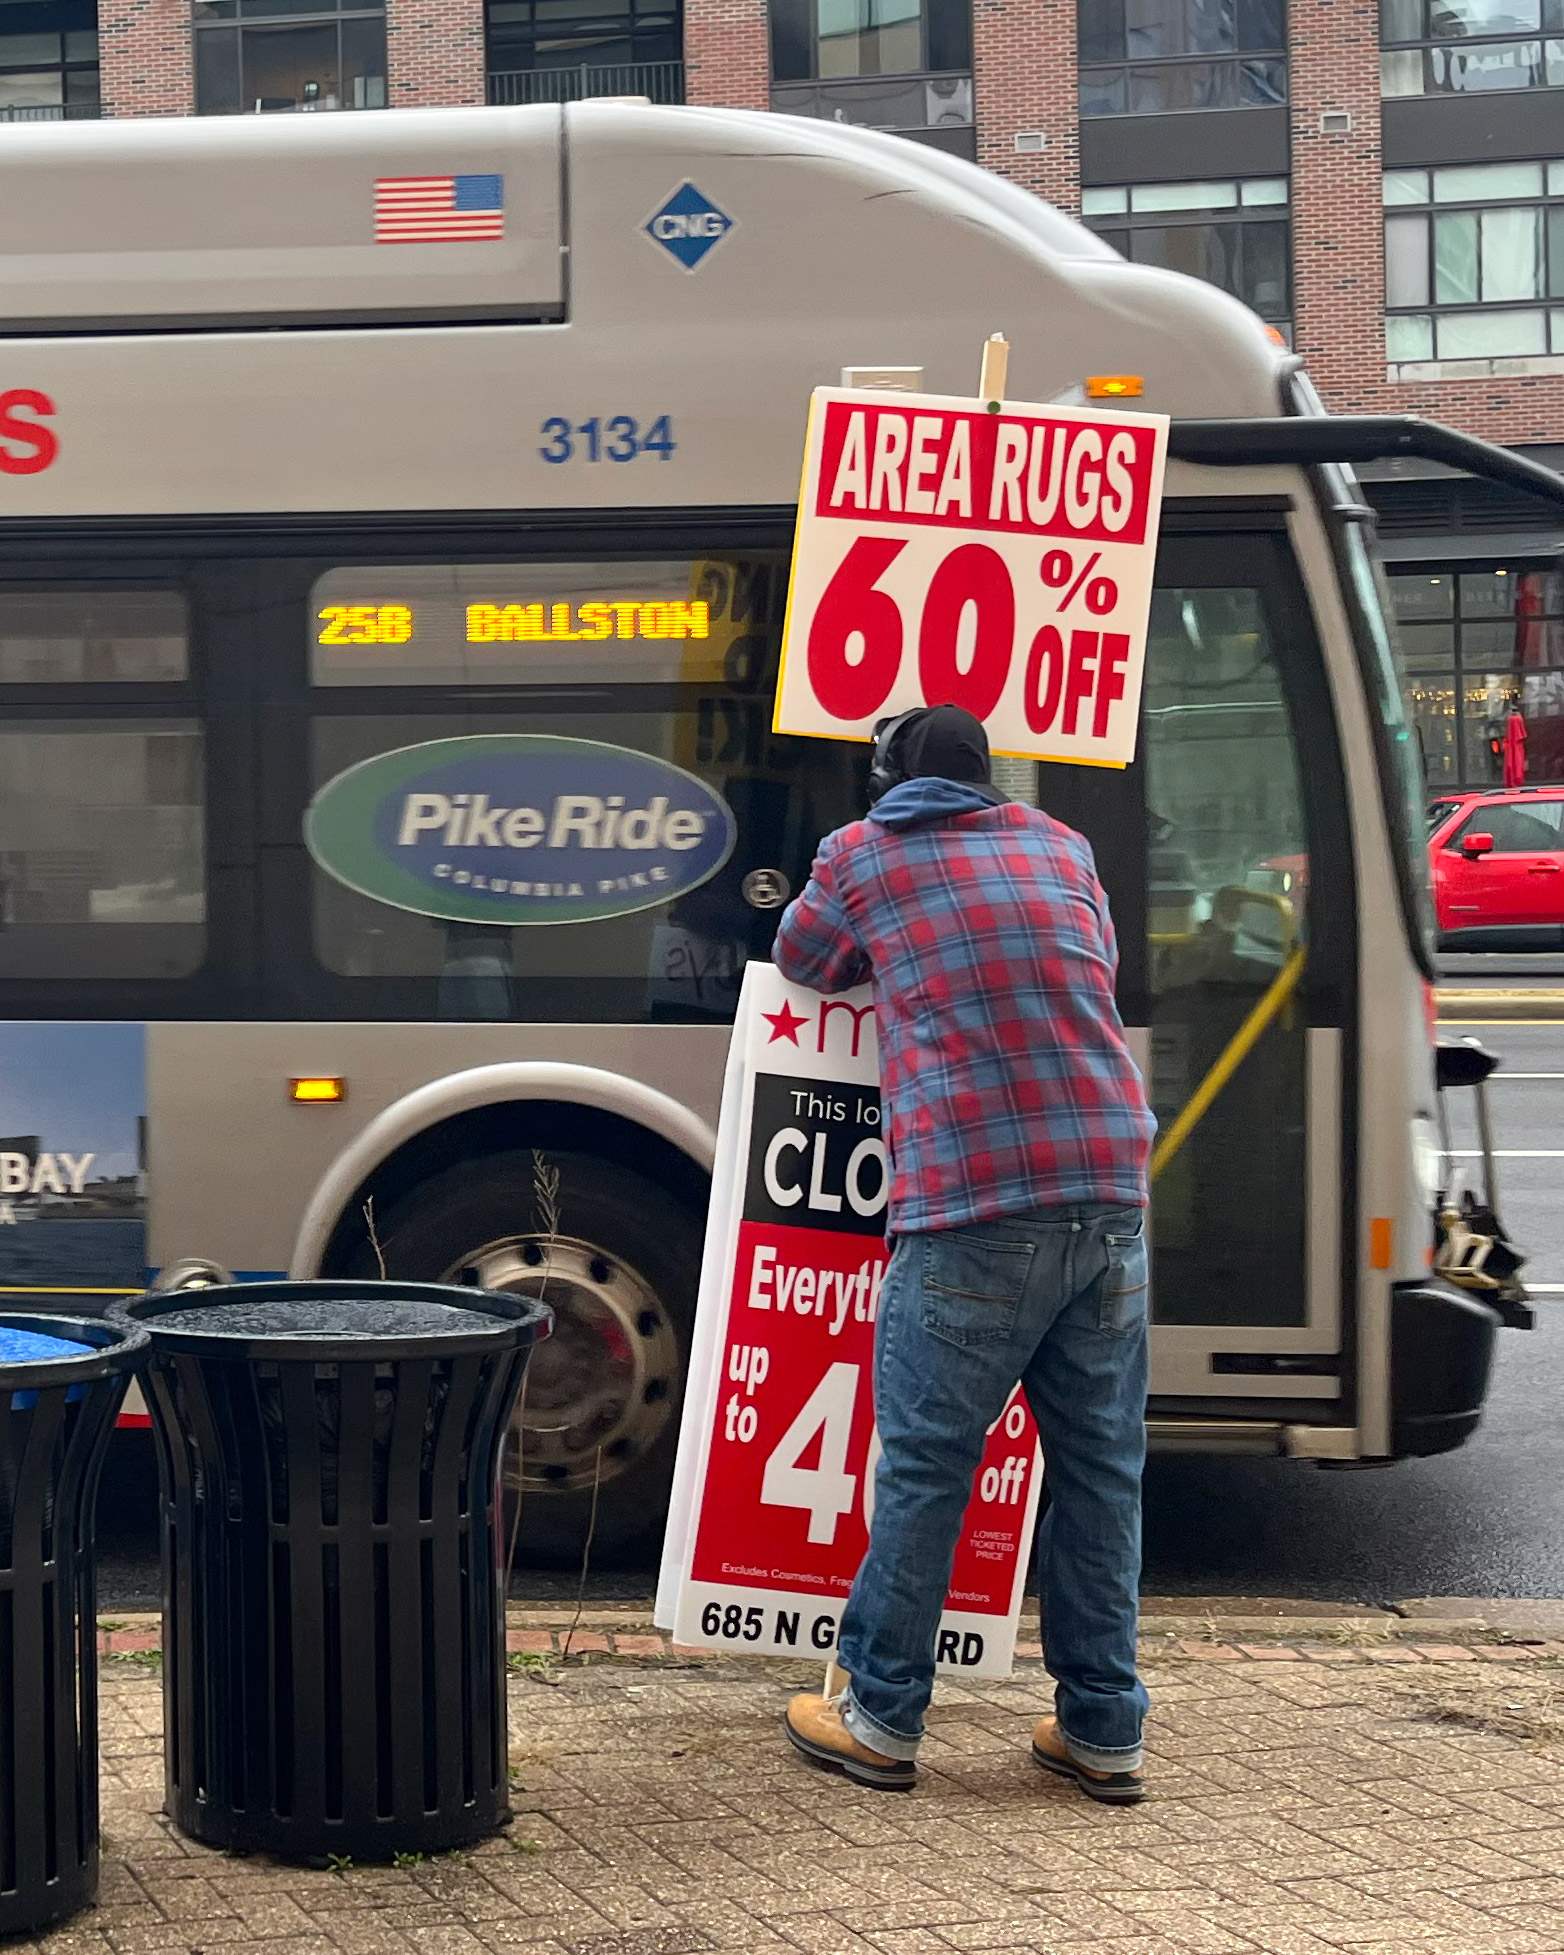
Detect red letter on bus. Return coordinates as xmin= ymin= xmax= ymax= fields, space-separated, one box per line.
xmin=0 ymin=390 xmax=57 ymax=475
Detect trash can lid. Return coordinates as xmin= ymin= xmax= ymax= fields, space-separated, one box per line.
xmin=156 ymin=1298 xmax=517 ymax=1339
xmin=114 ymin=1279 xmax=551 ymax=1360
xmin=0 ymin=1312 xmax=148 ymax=1393
xmin=0 ymin=1326 xmax=96 ymax=1363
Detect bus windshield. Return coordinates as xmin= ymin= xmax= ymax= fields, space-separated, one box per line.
xmin=1337 ymin=514 xmax=1438 ymax=971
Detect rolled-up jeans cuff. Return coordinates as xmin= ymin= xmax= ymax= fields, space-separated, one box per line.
xmin=841 ymin=1691 xmax=921 ymax=1762
xmin=1060 ymin=1725 xmax=1143 ymax=1775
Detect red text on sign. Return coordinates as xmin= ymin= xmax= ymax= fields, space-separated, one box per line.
xmin=806 ymin=535 xmax=1136 ymax=741
xmin=1025 ymin=627 xmax=1132 ymax=739
xmin=0 ymin=389 xmax=56 ymax=476
xmin=815 ymin=401 xmax=1157 ymax=546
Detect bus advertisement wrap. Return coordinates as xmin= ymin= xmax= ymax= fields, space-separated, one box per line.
xmin=305 ymin=733 xmax=739 ymax=926
xmin=655 ymin=962 xmax=1043 ymax=1677
xmin=0 ymin=1022 xmax=146 ymax=1302
xmin=774 ymin=389 xmax=1170 ymax=768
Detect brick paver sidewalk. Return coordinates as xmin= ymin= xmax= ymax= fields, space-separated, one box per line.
xmin=30 ymin=1626 xmax=1564 ymax=1955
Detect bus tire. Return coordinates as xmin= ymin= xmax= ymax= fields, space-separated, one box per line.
xmin=347 ymin=1148 xmax=701 ymax=1568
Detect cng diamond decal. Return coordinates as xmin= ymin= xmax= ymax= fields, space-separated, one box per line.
xmin=644 ymin=182 xmax=735 ymax=271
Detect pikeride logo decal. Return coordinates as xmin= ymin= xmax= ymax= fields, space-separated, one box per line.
xmin=774 ymin=389 xmax=1169 ymax=767
xmin=655 ymin=961 xmax=1043 ymax=1678
xmin=304 ymin=734 xmax=737 ymax=925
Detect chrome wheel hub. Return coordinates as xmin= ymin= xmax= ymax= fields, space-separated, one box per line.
xmin=443 ymin=1233 xmax=678 ymax=1495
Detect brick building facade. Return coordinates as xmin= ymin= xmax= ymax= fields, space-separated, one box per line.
xmin=13 ymin=0 xmax=1564 ymax=786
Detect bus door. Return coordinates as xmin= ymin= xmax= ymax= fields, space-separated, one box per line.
xmin=1038 ymin=515 xmax=1355 ymax=1419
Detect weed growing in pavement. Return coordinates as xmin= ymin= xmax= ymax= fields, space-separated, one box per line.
xmin=104 ymin=1648 xmax=163 ymax=1672
xmin=363 ymin=1197 xmax=388 ymax=1278
xmin=1398 ymin=1675 xmax=1564 ymax=1748
xmin=507 ymin=1649 xmax=559 ymax=1684
xmin=1313 ymin=1620 xmax=1396 ymax=1645
xmin=510 ymin=1838 xmax=542 ymax=1854
xmin=325 ymin=1854 xmax=354 ymax=1873
xmin=503 ymin=1152 xmax=561 ymax=1595
xmin=392 ymin=1851 xmax=425 ymax=1869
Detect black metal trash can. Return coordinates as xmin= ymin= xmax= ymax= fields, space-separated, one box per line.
xmin=0 ymin=1313 xmax=147 ymax=1937
xmin=112 ymin=1281 xmax=550 ymax=1863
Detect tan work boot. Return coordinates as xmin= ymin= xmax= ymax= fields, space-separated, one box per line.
xmin=784 ymin=1692 xmax=916 ymax=1792
xmin=1032 ymin=1715 xmax=1145 ymax=1804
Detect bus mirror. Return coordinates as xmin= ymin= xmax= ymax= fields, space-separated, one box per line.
xmin=1460 ymin=831 xmax=1494 ymax=858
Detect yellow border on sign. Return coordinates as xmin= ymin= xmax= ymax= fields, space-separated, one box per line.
xmin=772 ymin=390 xmax=820 ymax=737
xmin=991 ymin=749 xmax=1128 ymax=768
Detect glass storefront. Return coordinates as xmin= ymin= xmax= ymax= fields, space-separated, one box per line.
xmin=1388 ymin=564 xmax=1564 ymax=787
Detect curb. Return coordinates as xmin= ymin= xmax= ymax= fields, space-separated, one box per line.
xmin=93 ymin=1607 xmax=1564 ymax=1668
xmin=499 ymin=1625 xmax=1564 ymax=1667
xmin=1437 ymin=987 xmax=1564 ymax=1020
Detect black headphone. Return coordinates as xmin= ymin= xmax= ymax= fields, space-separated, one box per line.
xmin=866 ymin=707 xmax=925 ymax=806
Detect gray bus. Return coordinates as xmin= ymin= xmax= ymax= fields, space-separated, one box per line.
xmin=0 ymin=101 xmax=1539 ymax=1559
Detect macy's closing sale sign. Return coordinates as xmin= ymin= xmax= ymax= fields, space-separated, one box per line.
xmin=655 ymin=962 xmax=1043 ymax=1677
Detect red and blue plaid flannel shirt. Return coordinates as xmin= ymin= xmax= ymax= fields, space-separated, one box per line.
xmin=772 ymin=782 xmax=1154 ymax=1235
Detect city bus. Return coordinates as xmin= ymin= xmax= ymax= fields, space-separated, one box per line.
xmin=0 ymin=102 xmax=1545 ymax=1560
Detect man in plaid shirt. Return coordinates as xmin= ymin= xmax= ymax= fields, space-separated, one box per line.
xmin=774 ymin=704 xmax=1156 ymax=1802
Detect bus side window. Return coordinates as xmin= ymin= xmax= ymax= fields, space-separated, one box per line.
xmin=0 ymin=588 xmax=203 ymax=982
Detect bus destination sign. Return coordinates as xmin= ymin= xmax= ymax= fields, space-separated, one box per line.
xmin=316 ymin=598 xmax=713 ymax=648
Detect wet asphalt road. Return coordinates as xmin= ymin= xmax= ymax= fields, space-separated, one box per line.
xmin=1140 ymin=1007 xmax=1564 ymax=1603
xmin=94 ymin=961 xmax=1564 ymax=1611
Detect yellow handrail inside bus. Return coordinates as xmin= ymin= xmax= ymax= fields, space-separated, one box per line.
xmin=1150 ymin=945 xmax=1308 ymax=1183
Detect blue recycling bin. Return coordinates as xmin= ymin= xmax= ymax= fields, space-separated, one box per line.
xmin=0 ymin=1314 xmax=147 ymax=1937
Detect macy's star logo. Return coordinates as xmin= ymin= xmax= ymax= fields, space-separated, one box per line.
xmin=762 ymin=999 xmax=810 ymax=1045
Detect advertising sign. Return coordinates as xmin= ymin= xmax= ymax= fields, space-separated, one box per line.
xmin=305 ymin=733 xmax=738 ymax=927
xmin=0 ymin=1022 xmax=147 ymax=1301
xmin=656 ymin=963 xmax=1043 ymax=1678
xmin=774 ymin=389 xmax=1170 ymax=768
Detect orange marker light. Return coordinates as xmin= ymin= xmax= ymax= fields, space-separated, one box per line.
xmin=1085 ymin=375 xmax=1145 ymax=399
xmin=290 ymin=1076 xmax=345 ymax=1104
xmin=1369 ymin=1217 xmax=1393 ymax=1270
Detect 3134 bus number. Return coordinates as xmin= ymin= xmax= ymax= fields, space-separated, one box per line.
xmin=539 ymin=415 xmax=676 ymax=464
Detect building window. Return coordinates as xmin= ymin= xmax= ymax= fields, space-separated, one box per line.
xmin=485 ymin=0 xmax=683 ymax=104
xmin=192 ymin=0 xmax=386 ymax=114
xmin=1079 ymin=0 xmax=1286 ymax=117
xmin=1390 ymin=567 xmax=1564 ymax=786
xmin=768 ymin=0 xmax=971 ymax=152
xmin=1384 ymin=161 xmax=1564 ymax=365
xmin=0 ymin=2 xmax=98 ymax=120
xmin=1381 ymin=0 xmax=1564 ymax=98
xmin=1082 ymin=177 xmax=1292 ymax=334
xmin=771 ymin=0 xmax=968 ymax=80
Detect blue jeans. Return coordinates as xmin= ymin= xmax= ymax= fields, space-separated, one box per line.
xmin=837 ymin=1203 xmax=1150 ymax=1774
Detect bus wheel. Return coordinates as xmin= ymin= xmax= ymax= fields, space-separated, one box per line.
xmin=353 ymin=1150 xmax=700 ymax=1567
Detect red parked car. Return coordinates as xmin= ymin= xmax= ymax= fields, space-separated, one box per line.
xmin=1429 ymin=787 xmax=1564 ymax=949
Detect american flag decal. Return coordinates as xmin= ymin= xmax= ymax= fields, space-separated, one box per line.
xmin=374 ymin=174 xmax=505 ymax=244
